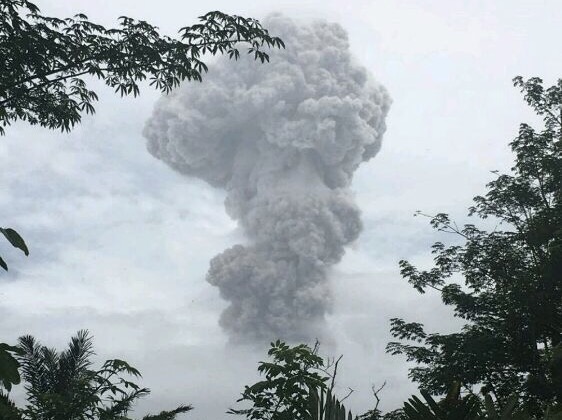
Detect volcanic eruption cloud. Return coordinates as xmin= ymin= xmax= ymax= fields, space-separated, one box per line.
xmin=144 ymin=15 xmax=391 ymax=343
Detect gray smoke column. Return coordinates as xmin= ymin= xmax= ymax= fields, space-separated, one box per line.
xmin=143 ymin=14 xmax=391 ymax=343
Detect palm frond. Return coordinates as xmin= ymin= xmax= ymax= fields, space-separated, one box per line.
xmin=98 ymin=387 xmax=150 ymax=419
xmin=59 ymin=329 xmax=94 ymax=380
xmin=17 ymin=335 xmax=49 ymax=401
xmin=142 ymin=404 xmax=193 ymax=420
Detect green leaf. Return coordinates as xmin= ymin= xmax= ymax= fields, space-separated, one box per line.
xmin=0 ymin=228 xmax=29 ymax=256
xmin=0 ymin=346 xmax=21 ymax=391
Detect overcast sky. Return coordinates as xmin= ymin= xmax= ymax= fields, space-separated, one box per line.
xmin=1 ymin=0 xmax=561 ymax=418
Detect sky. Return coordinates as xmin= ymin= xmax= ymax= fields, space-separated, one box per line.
xmin=1 ymin=0 xmax=561 ymax=418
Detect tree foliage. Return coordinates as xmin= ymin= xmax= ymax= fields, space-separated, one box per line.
xmin=392 ymin=387 xmax=562 ymax=420
xmin=386 ymin=76 xmax=562 ymax=417
xmin=228 ymin=340 xmax=329 ymax=420
xmin=0 ymin=341 xmax=24 ymax=419
xmin=0 ymin=342 xmax=23 ymax=391
xmin=0 ymin=0 xmax=284 ymax=135
xmin=0 ymin=330 xmax=191 ymax=420
xmin=0 ymin=227 xmax=29 ymax=272
xmin=228 ymin=341 xmax=355 ymax=420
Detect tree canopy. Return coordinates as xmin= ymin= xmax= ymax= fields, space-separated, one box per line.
xmin=0 ymin=0 xmax=284 ymax=135
xmin=386 ymin=76 xmax=562 ymax=417
xmin=229 ymin=340 xmax=355 ymax=420
xmin=0 ymin=330 xmax=192 ymax=420
xmin=228 ymin=340 xmax=329 ymax=420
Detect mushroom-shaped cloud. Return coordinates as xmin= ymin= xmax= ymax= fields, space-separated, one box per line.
xmin=144 ymin=14 xmax=391 ymax=343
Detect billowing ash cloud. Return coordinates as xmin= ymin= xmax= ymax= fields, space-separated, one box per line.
xmin=143 ymin=14 xmax=391 ymax=343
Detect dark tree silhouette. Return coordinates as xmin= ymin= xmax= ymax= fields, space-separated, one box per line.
xmin=1 ymin=330 xmax=192 ymax=419
xmin=387 ymin=76 xmax=562 ymax=417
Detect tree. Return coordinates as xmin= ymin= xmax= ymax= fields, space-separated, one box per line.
xmin=386 ymin=76 xmax=561 ymax=417
xmin=228 ymin=340 xmax=354 ymax=420
xmin=374 ymin=383 xmax=562 ymax=419
xmin=0 ymin=0 xmax=284 ymax=135
xmin=228 ymin=340 xmax=329 ymax=420
xmin=398 ymin=383 xmax=484 ymax=420
xmin=0 ymin=330 xmax=192 ymax=420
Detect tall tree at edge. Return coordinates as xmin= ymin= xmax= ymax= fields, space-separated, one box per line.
xmin=386 ymin=76 xmax=562 ymax=417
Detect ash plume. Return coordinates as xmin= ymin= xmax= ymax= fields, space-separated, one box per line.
xmin=143 ymin=15 xmax=391 ymax=342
